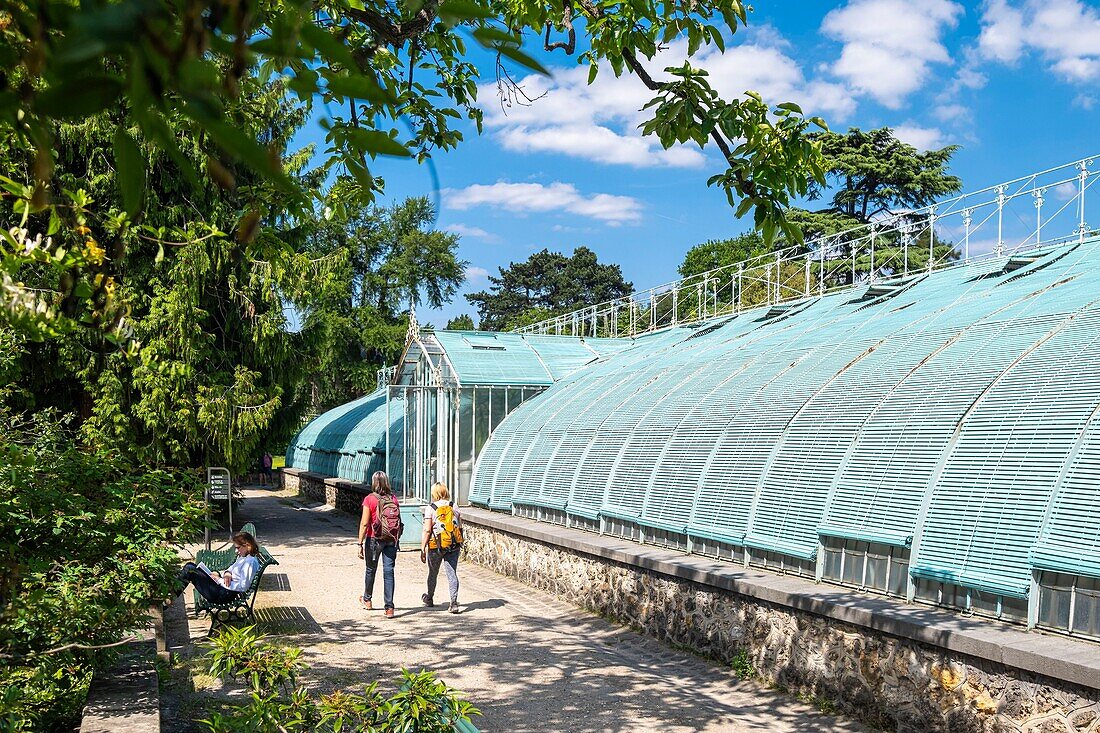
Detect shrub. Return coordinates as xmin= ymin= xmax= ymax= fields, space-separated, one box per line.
xmin=199 ymin=626 xmax=480 ymax=733
xmin=0 ymin=409 xmax=204 ymax=731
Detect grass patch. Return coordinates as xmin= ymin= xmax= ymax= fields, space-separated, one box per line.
xmin=797 ymin=691 xmax=840 ymax=716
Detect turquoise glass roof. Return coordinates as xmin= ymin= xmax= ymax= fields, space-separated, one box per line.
xmin=470 ymin=236 xmax=1100 ymax=596
xmin=285 ymin=389 xmax=403 ymax=484
xmin=286 ymin=332 xmax=635 ymax=484
xmin=430 ymin=331 xmax=634 ymax=386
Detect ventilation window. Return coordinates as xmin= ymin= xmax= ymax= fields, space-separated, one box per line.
xmin=462 ymin=334 xmax=506 ymax=351
xmin=860 ymin=274 xmax=923 ymax=301
xmin=821 ymin=538 xmax=909 ymax=597
xmin=1037 ymin=571 xmax=1100 ymax=640
xmin=683 ymin=316 xmax=736 ymax=341
xmin=760 ymin=299 xmax=814 ymax=321
xmin=996 ymin=244 xmax=1077 ymax=284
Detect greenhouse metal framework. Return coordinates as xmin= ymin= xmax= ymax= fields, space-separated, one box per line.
xmin=287 ymin=155 xmax=1100 ymax=642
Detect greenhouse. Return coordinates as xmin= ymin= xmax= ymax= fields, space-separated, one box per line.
xmin=285 ymin=328 xmax=633 ymax=503
xmin=469 ymin=234 xmax=1100 ymax=640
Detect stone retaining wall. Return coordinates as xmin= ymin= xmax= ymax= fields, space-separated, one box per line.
xmin=461 ymin=512 xmax=1100 ymax=733
xmin=281 ymin=468 xmax=367 ymax=515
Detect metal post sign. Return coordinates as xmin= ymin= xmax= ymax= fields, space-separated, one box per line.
xmin=204 ymin=467 xmax=232 ymax=552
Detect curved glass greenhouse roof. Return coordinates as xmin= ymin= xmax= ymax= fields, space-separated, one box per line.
xmin=470 ymin=236 xmax=1100 ymax=611
xmin=285 ymin=388 xmax=403 ymax=484
xmin=286 ymin=331 xmax=636 ymax=489
xmin=397 ymin=330 xmax=635 ymax=386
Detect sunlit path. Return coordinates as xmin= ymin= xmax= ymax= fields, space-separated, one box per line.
xmin=177 ymin=487 xmax=866 ymax=733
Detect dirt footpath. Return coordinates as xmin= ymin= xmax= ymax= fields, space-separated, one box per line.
xmin=169 ymin=487 xmax=866 ymax=733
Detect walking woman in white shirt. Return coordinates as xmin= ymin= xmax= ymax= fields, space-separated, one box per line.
xmin=174 ymin=532 xmax=261 ymax=604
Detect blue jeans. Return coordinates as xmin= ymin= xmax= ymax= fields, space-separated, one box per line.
xmin=363 ymin=538 xmax=397 ymax=609
xmin=177 ymin=562 xmax=240 ymax=604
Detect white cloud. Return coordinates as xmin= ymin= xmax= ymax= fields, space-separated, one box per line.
xmin=893 ymin=124 xmax=948 ymax=151
xmin=821 ymin=0 xmax=964 ymax=108
xmin=978 ymin=0 xmax=1100 ymax=83
xmin=444 ymin=181 xmax=644 ymax=225
xmin=933 ymin=104 xmax=969 ymax=122
xmin=1053 ymin=182 xmax=1079 ymax=201
xmin=464 ymin=266 xmax=490 ymax=282
xmin=483 ymin=27 xmax=855 ymax=170
xmin=978 ymin=0 xmax=1027 ymax=62
xmin=444 ymin=223 xmax=499 ymax=242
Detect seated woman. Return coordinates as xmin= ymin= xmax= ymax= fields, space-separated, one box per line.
xmin=173 ymin=531 xmax=261 ymax=605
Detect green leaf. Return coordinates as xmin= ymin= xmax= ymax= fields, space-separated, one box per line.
xmin=300 ymin=23 xmax=356 ymax=68
xmin=184 ymin=105 xmax=294 ymax=190
xmin=472 ymin=26 xmax=519 ymax=45
xmin=491 ymin=44 xmax=550 ymax=76
xmin=113 ymin=129 xmax=146 ymax=218
xmin=347 ymin=129 xmax=412 ymax=158
xmin=325 ymin=75 xmax=396 ymax=105
xmin=37 ymin=76 xmax=123 ymax=119
xmin=776 ymin=102 xmax=803 ymax=114
xmin=438 ymin=0 xmax=494 ymax=24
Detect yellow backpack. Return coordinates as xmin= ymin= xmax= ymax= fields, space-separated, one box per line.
xmin=428 ymin=502 xmax=463 ymax=551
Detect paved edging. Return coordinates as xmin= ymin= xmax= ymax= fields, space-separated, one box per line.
xmin=79 ymin=639 xmax=160 ymax=733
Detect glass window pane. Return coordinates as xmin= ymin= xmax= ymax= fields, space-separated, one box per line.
xmin=507 ymin=387 xmax=525 ymax=415
xmin=842 ymin=549 xmax=863 ymax=585
xmin=1000 ymin=595 xmax=1028 ymax=624
xmin=970 ymin=590 xmax=998 ymax=617
xmin=490 ymin=387 xmax=507 ymax=432
xmin=1039 ymin=586 xmax=1071 ymax=629
xmin=823 ymin=547 xmax=842 ymax=580
xmin=473 ymin=388 xmax=491 ymax=456
xmin=915 ymin=579 xmax=939 ymax=604
xmin=1071 ymin=586 xmax=1099 ymax=636
xmin=1039 ymin=573 xmax=1073 ymax=630
xmin=866 ymin=554 xmax=888 ymax=591
xmin=889 ymin=559 xmax=909 ymax=597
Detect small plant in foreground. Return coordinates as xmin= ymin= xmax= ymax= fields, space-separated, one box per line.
xmin=198 ymin=626 xmax=479 ymax=732
xmin=731 ymin=649 xmax=757 ymax=680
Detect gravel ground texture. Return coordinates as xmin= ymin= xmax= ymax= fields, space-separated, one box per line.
xmin=167 ymin=486 xmax=868 ymax=733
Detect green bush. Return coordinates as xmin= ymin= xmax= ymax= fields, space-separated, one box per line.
xmin=200 ymin=626 xmax=480 ymax=733
xmin=0 ymin=409 xmax=205 ymax=731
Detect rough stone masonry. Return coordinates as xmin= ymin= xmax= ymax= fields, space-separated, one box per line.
xmin=463 ymin=518 xmax=1100 ymax=733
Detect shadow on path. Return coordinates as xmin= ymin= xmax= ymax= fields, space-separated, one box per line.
xmin=182 ymin=487 xmax=866 ymax=733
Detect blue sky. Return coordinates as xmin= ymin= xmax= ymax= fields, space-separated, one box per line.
xmin=299 ymin=0 xmax=1100 ymax=327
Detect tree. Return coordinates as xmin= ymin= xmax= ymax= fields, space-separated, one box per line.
xmin=788 ymin=127 xmax=963 ymax=283
xmin=446 ymin=314 xmax=476 ymax=330
xmin=678 ymin=232 xmax=771 ymax=280
xmin=1 ymin=0 xmax=827 ymax=342
xmin=806 ymin=127 xmax=961 ymax=222
xmin=302 ymin=196 xmax=466 ymax=410
xmin=467 ymin=247 xmax=632 ymax=331
xmin=0 ymin=76 xmax=336 ymax=473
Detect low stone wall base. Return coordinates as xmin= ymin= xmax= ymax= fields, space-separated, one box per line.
xmin=462 ymin=518 xmax=1100 ymax=733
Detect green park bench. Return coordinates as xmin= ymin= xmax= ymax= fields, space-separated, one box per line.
xmin=193 ymin=524 xmax=277 ymax=630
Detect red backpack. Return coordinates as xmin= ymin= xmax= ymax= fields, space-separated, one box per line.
xmin=372 ymin=494 xmax=403 ymax=544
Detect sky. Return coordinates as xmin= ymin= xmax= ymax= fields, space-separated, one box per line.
xmin=297 ymin=0 xmax=1100 ymax=328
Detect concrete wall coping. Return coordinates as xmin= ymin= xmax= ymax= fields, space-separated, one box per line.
xmin=284 ymin=467 xmax=372 ymax=496
xmin=462 ymin=507 xmax=1100 ymax=692
xmin=79 ymin=640 xmax=159 ymax=733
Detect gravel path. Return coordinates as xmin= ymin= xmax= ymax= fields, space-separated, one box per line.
xmin=173 ymin=487 xmax=867 ymax=733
